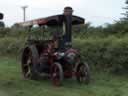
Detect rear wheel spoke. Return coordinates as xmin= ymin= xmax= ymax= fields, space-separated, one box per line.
xmin=25 ymin=70 xmax=31 ymax=77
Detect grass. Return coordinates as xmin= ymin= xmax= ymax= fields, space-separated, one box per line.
xmin=0 ymin=57 xmax=128 ymax=96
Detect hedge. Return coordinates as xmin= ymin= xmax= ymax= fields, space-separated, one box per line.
xmin=0 ymin=31 xmax=128 ymax=72
xmin=74 ymin=36 xmax=128 ymax=72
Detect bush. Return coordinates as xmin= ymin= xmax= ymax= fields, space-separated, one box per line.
xmin=1 ymin=27 xmax=128 ymax=73
xmin=0 ymin=37 xmax=25 ymax=55
xmin=74 ymin=36 xmax=128 ymax=72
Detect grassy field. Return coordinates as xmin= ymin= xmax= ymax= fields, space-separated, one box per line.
xmin=0 ymin=57 xmax=128 ymax=96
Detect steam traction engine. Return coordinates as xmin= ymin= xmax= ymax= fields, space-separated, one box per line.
xmin=18 ymin=7 xmax=90 ymax=86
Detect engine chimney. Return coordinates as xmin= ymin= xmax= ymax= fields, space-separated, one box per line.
xmin=63 ymin=7 xmax=73 ymax=47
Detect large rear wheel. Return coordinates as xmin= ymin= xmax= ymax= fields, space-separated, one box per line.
xmin=21 ymin=45 xmax=40 ymax=80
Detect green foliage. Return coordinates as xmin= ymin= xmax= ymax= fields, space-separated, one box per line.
xmin=121 ymin=0 xmax=128 ymax=21
xmin=28 ymin=27 xmax=53 ymax=40
xmin=0 ymin=24 xmax=128 ymax=73
xmin=0 ymin=27 xmax=28 ymax=38
xmin=0 ymin=37 xmax=25 ymax=55
xmin=0 ymin=22 xmax=5 ymax=28
xmin=74 ymin=35 xmax=128 ymax=73
xmin=0 ymin=28 xmax=10 ymax=37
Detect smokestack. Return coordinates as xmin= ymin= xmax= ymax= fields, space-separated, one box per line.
xmin=63 ymin=7 xmax=73 ymax=47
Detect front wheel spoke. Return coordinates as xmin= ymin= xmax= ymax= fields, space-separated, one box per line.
xmin=53 ymin=73 xmax=57 ymax=77
xmin=78 ymin=65 xmax=88 ymax=82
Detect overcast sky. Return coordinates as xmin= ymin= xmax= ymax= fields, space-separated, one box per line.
xmin=0 ymin=0 xmax=126 ymax=26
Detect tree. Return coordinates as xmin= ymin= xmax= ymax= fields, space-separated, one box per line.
xmin=0 ymin=13 xmax=3 ymax=20
xmin=0 ymin=21 xmax=5 ymax=28
xmin=121 ymin=0 xmax=128 ymax=21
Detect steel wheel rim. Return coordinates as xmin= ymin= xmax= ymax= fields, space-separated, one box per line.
xmin=23 ymin=51 xmax=32 ymax=78
xmin=78 ymin=64 xmax=88 ymax=83
xmin=52 ymin=65 xmax=61 ymax=86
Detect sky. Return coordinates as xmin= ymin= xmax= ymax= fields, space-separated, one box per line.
xmin=0 ymin=0 xmax=126 ymax=26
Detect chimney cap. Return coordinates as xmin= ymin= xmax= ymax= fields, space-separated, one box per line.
xmin=64 ymin=7 xmax=73 ymax=15
xmin=64 ymin=7 xmax=73 ymax=10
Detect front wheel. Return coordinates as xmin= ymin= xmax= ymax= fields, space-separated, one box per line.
xmin=76 ymin=62 xmax=90 ymax=84
xmin=51 ymin=62 xmax=63 ymax=86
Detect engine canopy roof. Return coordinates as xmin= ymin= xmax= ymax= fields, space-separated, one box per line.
xmin=17 ymin=15 xmax=85 ymax=27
